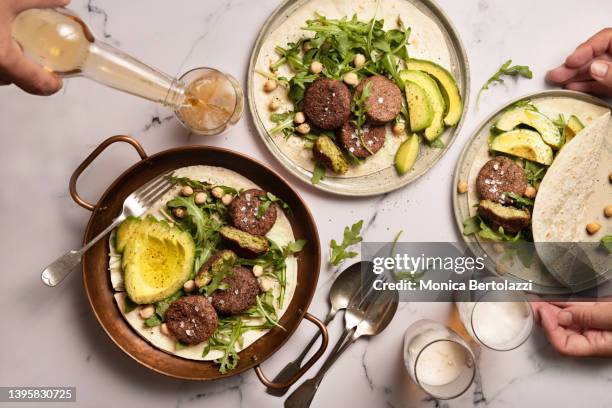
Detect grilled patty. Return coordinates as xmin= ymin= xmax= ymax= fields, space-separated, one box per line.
xmin=338 ymin=122 xmax=386 ymax=158
xmin=303 ymin=78 xmax=352 ymax=129
xmin=228 ymin=189 xmax=277 ymax=236
xmin=165 ymin=296 xmax=218 ymax=345
xmin=211 ymin=266 xmax=260 ymax=315
xmin=355 ymin=75 xmax=402 ymax=124
xmin=476 ymin=156 xmax=527 ymax=205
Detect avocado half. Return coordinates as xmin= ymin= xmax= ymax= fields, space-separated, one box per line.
xmin=563 ymin=115 xmax=585 ymax=145
xmin=405 ymin=59 xmax=463 ymax=126
xmin=399 ymin=69 xmax=446 ymax=141
xmin=117 ymin=216 xmax=195 ymax=304
xmin=495 ymin=107 xmax=562 ymax=149
xmin=490 ymin=129 xmax=554 ymax=165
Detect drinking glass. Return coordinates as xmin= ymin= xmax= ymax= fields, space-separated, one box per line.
xmin=403 ymin=319 xmax=475 ymax=399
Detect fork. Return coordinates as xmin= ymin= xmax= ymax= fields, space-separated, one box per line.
xmin=41 ymin=172 xmax=174 ymax=287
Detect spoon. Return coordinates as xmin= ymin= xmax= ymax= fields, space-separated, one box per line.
xmin=285 ymin=275 xmax=399 ymax=408
xmin=266 ymin=261 xmax=369 ymax=396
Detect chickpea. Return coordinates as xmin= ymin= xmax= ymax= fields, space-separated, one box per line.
xmin=296 ymin=123 xmax=311 ymax=134
xmin=524 ymin=186 xmax=537 ymax=199
xmin=194 ymin=191 xmax=207 ymax=205
xmin=492 ymin=243 xmax=505 ymax=254
xmin=172 ymin=207 xmax=186 ymax=219
xmin=221 ymin=194 xmax=233 ymax=206
xmin=294 ymin=111 xmax=306 ymax=124
xmin=353 ymin=53 xmax=366 ymax=68
xmin=139 ymin=305 xmax=155 ymax=320
xmin=302 ymin=41 xmax=311 ymax=52
xmin=211 ymin=186 xmax=224 ymax=198
xmin=457 ymin=180 xmax=468 ymax=194
xmin=343 ymin=72 xmax=359 ymax=87
xmin=495 ymin=262 xmax=508 ymax=275
xmin=263 ymin=79 xmax=277 ymax=92
xmin=310 ymin=61 xmax=323 ymax=74
xmin=180 ymin=185 xmax=194 ymax=197
xmin=160 ymin=323 xmax=172 ymax=337
xmin=183 ymin=279 xmax=196 ymax=293
xmin=268 ymin=98 xmax=280 ymax=111
xmin=586 ymin=222 xmax=601 ymax=235
xmin=392 ymin=122 xmax=405 ymax=136
xmin=257 ymin=276 xmax=275 ymax=292
xmin=252 ymin=265 xmax=264 ymax=277
xmin=604 ymin=205 xmax=612 ymax=218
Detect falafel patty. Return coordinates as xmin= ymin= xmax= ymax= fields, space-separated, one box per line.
xmin=338 ymin=122 xmax=386 ymax=158
xmin=211 ymin=266 xmax=260 ymax=315
xmin=476 ymin=156 xmax=527 ymax=205
xmin=477 ymin=199 xmax=531 ymax=234
xmin=165 ymin=296 xmax=218 ymax=345
xmin=303 ymin=78 xmax=352 ymax=129
xmin=228 ymin=189 xmax=277 ymax=236
xmin=355 ymin=75 xmax=402 ymax=124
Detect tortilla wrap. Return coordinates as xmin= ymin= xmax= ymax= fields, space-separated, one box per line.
xmin=466 ymin=97 xmax=610 ymax=288
xmin=108 ymin=165 xmax=298 ymax=361
xmin=532 ymin=112 xmax=611 ymax=289
xmin=253 ymin=0 xmax=454 ymax=179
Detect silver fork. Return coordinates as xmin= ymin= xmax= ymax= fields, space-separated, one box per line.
xmin=41 ymin=172 xmax=174 ymax=287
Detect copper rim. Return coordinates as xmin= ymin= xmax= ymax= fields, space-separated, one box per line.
xmin=74 ymin=135 xmax=325 ymax=381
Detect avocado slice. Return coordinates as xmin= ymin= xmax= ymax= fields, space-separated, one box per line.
xmin=404 ymin=80 xmax=433 ymax=132
xmin=490 ymin=129 xmax=553 ymax=165
xmin=394 ymin=134 xmax=420 ymax=175
xmin=405 ymin=59 xmax=463 ymax=126
xmin=399 ymin=70 xmax=446 ymax=141
xmin=563 ymin=115 xmax=585 ymax=145
xmin=495 ymin=107 xmax=562 ymax=149
xmin=121 ymin=217 xmax=195 ymax=304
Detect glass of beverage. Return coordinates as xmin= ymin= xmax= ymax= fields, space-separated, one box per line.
xmin=403 ymin=320 xmax=475 ymax=400
xmin=455 ymin=279 xmax=534 ymax=351
xmin=11 ymin=8 xmax=243 ymax=136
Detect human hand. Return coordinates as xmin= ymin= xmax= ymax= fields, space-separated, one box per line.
xmin=546 ymin=28 xmax=612 ymax=96
xmin=531 ymin=301 xmax=612 ymax=357
xmin=0 ymin=0 xmax=69 ymax=95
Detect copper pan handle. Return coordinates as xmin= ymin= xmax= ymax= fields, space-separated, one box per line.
xmin=254 ymin=312 xmax=329 ymax=390
xmin=69 ymin=135 xmax=147 ymax=211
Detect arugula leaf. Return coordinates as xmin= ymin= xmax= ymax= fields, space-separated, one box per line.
xmin=504 ymin=192 xmax=534 ymax=209
xmin=351 ymin=81 xmax=374 ymax=155
xmin=144 ymin=314 xmax=162 ymax=327
xmin=284 ymin=239 xmax=307 ymax=254
xmin=167 ymin=195 xmax=208 ymax=244
xmin=524 ymin=160 xmax=547 ymax=186
xmin=462 ymin=215 xmax=481 ymax=236
xmin=477 ymin=60 xmax=533 ymax=108
xmin=600 ymin=235 xmax=612 ymax=254
xmin=200 ymin=257 xmax=235 ymax=296
xmin=330 ymin=220 xmax=364 ymax=265
xmin=312 ymin=163 xmax=326 ymax=184
xmin=166 ymin=175 xmax=208 ymax=190
xmin=155 ymin=291 xmax=182 ymax=321
xmin=257 ymin=192 xmax=292 ymax=219
xmin=269 ymin=111 xmax=296 ymax=139
xmin=123 ymin=296 xmax=138 ymax=314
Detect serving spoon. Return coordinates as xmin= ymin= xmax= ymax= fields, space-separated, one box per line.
xmin=266 ymin=261 xmax=369 ymax=396
xmin=285 ymin=274 xmax=399 ymax=408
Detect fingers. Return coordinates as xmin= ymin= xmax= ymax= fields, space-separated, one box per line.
xmin=590 ymin=59 xmax=612 ymax=87
xmin=546 ymin=54 xmax=612 ymax=85
xmin=565 ymin=80 xmax=612 ymax=96
xmin=557 ymin=303 xmax=612 ymax=330
xmin=539 ymin=303 xmax=593 ymax=357
xmin=565 ymin=27 xmax=612 ymax=68
xmin=0 ymin=41 xmax=62 ymax=95
xmin=11 ymin=0 xmax=70 ymax=14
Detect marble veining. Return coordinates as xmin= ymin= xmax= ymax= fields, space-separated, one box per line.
xmin=0 ymin=0 xmax=611 ymax=407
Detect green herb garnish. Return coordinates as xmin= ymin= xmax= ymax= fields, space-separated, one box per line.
xmin=256 ymin=192 xmax=292 ymax=219
xmin=330 ymin=220 xmax=364 ymax=265
xmin=523 ymin=160 xmax=547 ymax=186
xmin=600 ymin=235 xmax=612 ymax=254
xmin=312 ymin=163 xmax=326 ymax=184
xmin=477 ymin=60 xmax=533 ymax=108
xmin=462 ymin=215 xmax=524 ymax=242
xmin=504 ymin=192 xmax=534 ymax=209
xmin=351 ymin=81 xmax=374 ymax=155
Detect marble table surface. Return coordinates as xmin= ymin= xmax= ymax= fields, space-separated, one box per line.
xmin=1 ymin=0 xmax=611 ymax=407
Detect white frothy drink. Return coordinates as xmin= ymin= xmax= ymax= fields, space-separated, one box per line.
xmin=406 ymin=327 xmax=472 ymax=387
xmin=458 ymin=301 xmax=532 ymax=349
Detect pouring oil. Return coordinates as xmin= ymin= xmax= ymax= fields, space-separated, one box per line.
xmin=11 ymin=8 xmax=243 ymax=135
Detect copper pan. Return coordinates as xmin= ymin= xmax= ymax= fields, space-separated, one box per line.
xmin=72 ymin=135 xmax=327 ymax=384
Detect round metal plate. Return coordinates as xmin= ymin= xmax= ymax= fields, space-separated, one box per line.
xmin=79 ymin=143 xmax=321 ymax=380
xmin=247 ymin=0 xmax=469 ymax=196
xmin=453 ymin=90 xmax=611 ymax=295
